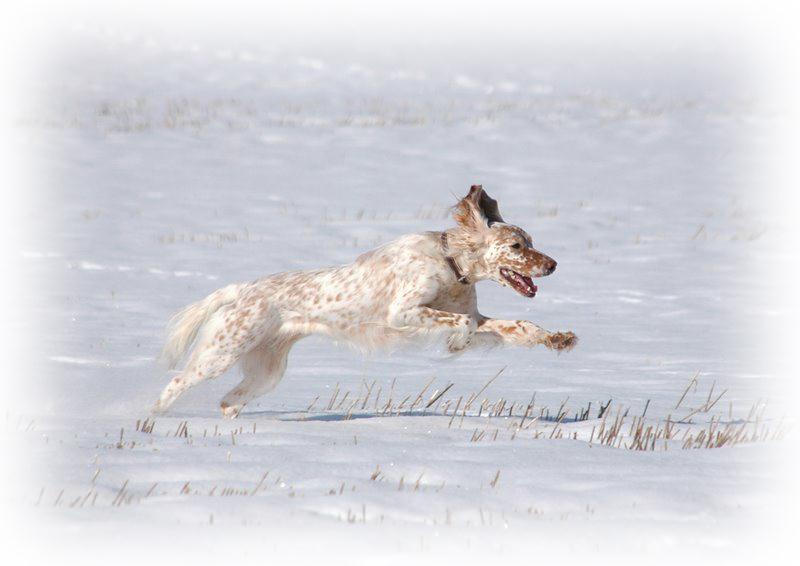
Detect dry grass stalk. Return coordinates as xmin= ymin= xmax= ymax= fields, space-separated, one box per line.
xmin=675 ymin=371 xmax=700 ymax=409
xmin=598 ymin=399 xmax=613 ymax=419
xmin=326 ymin=383 xmax=340 ymax=411
xmin=409 ymin=377 xmax=436 ymax=411
xmin=250 ymin=471 xmax=270 ymax=496
xmin=448 ymin=397 xmax=463 ymax=429
xmin=425 ymin=383 xmax=454 ymax=409
xmin=135 ymin=418 xmax=156 ymax=434
xmin=111 ymin=480 xmax=130 ymax=507
xmin=464 ymin=366 xmax=506 ymax=411
xmin=360 ymin=379 xmax=377 ymax=410
xmin=334 ymin=391 xmax=350 ymax=411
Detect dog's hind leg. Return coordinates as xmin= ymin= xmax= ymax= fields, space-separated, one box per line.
xmin=153 ymin=303 xmax=276 ymax=414
xmin=219 ymin=333 xmax=301 ymax=418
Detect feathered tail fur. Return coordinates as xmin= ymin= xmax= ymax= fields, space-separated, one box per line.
xmin=160 ymin=283 xmax=240 ymax=370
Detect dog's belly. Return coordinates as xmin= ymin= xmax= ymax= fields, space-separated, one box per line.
xmin=279 ymin=314 xmax=410 ymax=351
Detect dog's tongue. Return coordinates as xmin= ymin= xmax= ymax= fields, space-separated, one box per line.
xmin=522 ymin=276 xmax=537 ymax=297
xmin=501 ymin=267 xmax=538 ymax=297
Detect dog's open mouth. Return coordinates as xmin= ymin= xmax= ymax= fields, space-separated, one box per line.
xmin=500 ymin=268 xmax=537 ymax=298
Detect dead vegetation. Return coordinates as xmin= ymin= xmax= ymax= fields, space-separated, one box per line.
xmin=91 ymin=370 xmax=789 ymax=458
xmin=24 ymin=91 xmax=747 ymax=135
xmin=300 ymin=370 xmax=790 ymax=452
xmin=34 ymin=370 xmax=788 ymax=523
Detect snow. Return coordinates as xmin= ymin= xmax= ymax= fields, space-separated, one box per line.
xmin=5 ymin=27 xmax=794 ymax=565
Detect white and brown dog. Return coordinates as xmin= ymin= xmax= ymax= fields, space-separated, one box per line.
xmin=155 ymin=185 xmax=577 ymax=418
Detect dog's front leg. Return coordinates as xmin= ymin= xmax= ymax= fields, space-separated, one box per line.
xmin=389 ymin=306 xmax=477 ymax=351
xmin=477 ymin=318 xmax=577 ymax=352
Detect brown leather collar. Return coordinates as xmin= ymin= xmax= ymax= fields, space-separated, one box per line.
xmin=441 ymin=232 xmax=469 ymax=285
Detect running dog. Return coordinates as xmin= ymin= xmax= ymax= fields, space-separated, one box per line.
xmin=154 ymin=185 xmax=577 ymax=417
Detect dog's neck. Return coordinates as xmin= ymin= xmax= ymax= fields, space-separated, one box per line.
xmin=441 ymin=229 xmax=488 ymax=284
xmin=441 ymin=232 xmax=469 ymax=284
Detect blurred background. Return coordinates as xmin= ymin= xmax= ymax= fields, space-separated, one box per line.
xmin=1 ymin=1 xmax=798 ymax=564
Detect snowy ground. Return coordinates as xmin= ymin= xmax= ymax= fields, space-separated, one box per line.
xmin=5 ymin=28 xmax=794 ymax=564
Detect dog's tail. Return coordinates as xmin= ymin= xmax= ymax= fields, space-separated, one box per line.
xmin=160 ymin=284 xmax=241 ymax=370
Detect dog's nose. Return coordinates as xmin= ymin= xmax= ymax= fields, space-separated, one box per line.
xmin=546 ymin=260 xmax=557 ymax=275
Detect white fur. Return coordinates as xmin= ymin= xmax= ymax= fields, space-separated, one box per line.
xmin=153 ymin=187 xmax=576 ymax=418
xmin=160 ymin=283 xmax=240 ymax=370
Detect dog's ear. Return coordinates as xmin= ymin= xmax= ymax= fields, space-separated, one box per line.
xmin=453 ymin=185 xmax=504 ymax=230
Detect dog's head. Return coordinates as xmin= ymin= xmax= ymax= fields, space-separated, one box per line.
xmin=450 ymin=185 xmax=556 ymax=298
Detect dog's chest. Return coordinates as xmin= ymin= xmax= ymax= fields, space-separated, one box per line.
xmin=429 ymin=282 xmax=477 ymax=314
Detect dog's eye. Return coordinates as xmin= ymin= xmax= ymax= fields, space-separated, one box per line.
xmin=511 ymin=243 xmax=521 ymax=249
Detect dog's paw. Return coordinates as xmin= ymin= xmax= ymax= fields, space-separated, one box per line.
xmin=545 ymin=331 xmax=578 ymax=352
xmin=446 ymin=317 xmax=477 ymax=353
xmin=220 ymin=402 xmax=242 ymax=419
xmin=447 ymin=332 xmax=472 ymax=353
